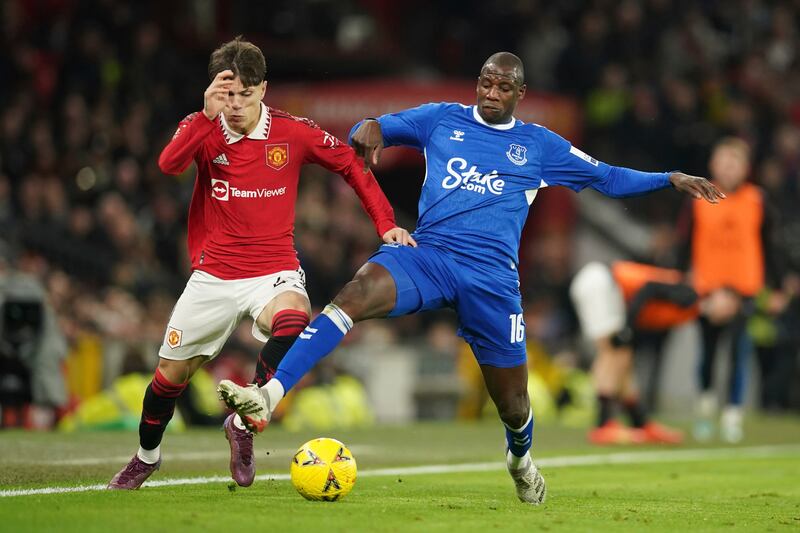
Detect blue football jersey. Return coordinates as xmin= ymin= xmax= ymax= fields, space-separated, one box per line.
xmin=366 ymin=103 xmax=670 ymax=269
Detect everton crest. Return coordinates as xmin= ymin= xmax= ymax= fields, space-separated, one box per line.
xmin=506 ymin=143 xmax=527 ymax=166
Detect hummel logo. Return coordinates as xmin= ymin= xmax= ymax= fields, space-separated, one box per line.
xmin=449 ymin=130 xmax=465 ymax=141
xmin=213 ymin=153 xmax=230 ymax=165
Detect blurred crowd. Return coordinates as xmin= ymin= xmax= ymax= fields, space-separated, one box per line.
xmin=1 ymin=0 xmax=799 ymax=427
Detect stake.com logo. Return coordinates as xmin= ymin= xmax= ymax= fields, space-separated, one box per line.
xmin=210 ymin=179 xmax=287 ymax=201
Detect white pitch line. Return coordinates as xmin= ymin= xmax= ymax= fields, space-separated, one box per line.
xmin=536 ymin=444 xmax=800 ymax=468
xmin=1 ymin=444 xmax=798 ymax=498
xmin=10 ymin=445 xmax=378 ymax=466
xmin=43 ymin=451 xmax=233 ymax=466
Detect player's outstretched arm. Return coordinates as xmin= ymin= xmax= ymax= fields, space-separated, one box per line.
xmin=539 ymin=129 xmax=726 ymax=204
xmin=350 ymin=119 xmax=384 ymax=173
xmin=668 ymin=172 xmax=726 ymax=204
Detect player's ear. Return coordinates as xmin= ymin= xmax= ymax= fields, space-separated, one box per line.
xmin=518 ymin=83 xmax=527 ymax=100
xmin=260 ymin=81 xmax=267 ymax=98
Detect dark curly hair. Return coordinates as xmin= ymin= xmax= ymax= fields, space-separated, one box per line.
xmin=208 ymin=36 xmax=266 ymax=87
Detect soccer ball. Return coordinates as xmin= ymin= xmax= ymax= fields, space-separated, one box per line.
xmin=290 ymin=437 xmax=357 ymax=501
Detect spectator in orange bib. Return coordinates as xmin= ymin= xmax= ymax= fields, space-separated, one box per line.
xmin=570 ymin=261 xmax=740 ymax=445
xmin=676 ymin=137 xmax=785 ymax=443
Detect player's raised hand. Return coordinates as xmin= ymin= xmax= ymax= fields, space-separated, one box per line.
xmin=669 ymin=172 xmax=726 ymax=204
xmin=203 ymin=70 xmax=234 ymax=120
xmin=382 ymin=227 xmax=417 ymax=247
xmin=351 ymin=119 xmax=384 ymax=173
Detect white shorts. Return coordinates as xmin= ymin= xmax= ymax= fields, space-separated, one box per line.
xmin=159 ymin=268 xmax=308 ymax=360
xmin=569 ymin=262 xmax=626 ymax=341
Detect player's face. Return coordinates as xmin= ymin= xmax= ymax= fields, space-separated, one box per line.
xmin=476 ymin=65 xmax=526 ymax=124
xmin=709 ymin=146 xmax=749 ymax=191
xmin=222 ymin=77 xmax=267 ymax=135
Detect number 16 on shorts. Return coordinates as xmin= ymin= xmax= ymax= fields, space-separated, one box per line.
xmin=509 ymin=313 xmax=525 ymax=344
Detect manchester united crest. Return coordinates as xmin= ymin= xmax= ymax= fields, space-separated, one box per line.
xmin=166 ymin=326 xmax=183 ymax=349
xmin=266 ymin=144 xmax=289 ymax=170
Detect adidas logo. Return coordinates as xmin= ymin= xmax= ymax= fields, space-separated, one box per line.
xmin=212 ymin=153 xmax=230 ymax=166
xmin=513 ymin=435 xmax=531 ymax=446
xmin=299 ymin=326 xmax=317 ymax=340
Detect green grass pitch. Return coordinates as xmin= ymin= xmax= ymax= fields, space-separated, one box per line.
xmin=1 ymin=416 xmax=798 ymax=532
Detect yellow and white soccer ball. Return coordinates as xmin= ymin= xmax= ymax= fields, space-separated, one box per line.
xmin=290 ymin=437 xmax=357 ymax=501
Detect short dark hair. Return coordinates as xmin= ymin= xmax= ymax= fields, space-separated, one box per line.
xmin=481 ymin=52 xmax=525 ymax=86
xmin=208 ymin=36 xmax=266 ymax=87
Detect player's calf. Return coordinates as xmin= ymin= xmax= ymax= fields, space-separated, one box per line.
xmin=504 ymin=408 xmax=534 ymax=462
xmin=252 ymin=309 xmax=309 ymax=386
xmin=138 ymin=367 xmax=188 ymax=455
xmin=107 ymin=366 xmax=189 ymax=490
xmin=502 ymin=408 xmax=545 ymax=504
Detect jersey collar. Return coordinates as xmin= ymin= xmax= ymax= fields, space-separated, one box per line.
xmin=472 ymin=105 xmax=516 ymax=130
xmin=219 ymin=102 xmax=271 ymax=144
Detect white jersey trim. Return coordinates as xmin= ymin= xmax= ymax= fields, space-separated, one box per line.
xmin=220 ymin=102 xmax=271 ymax=144
xmin=472 ymin=106 xmax=516 ymax=130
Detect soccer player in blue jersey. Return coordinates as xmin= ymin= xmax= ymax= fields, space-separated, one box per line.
xmin=218 ymin=52 xmax=724 ymax=504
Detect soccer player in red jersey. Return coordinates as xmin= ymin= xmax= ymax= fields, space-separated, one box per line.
xmin=108 ymin=37 xmax=414 ymax=490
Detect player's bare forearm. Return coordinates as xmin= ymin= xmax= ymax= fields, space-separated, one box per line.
xmin=669 ymin=172 xmax=726 ymax=204
xmin=351 ymin=119 xmax=384 ymax=172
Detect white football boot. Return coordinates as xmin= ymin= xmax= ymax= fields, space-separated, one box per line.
xmin=508 ymin=458 xmax=547 ymax=505
xmin=217 ymin=380 xmax=271 ymax=433
xmin=693 ymin=392 xmax=717 ymax=442
xmin=720 ymin=405 xmax=744 ymax=443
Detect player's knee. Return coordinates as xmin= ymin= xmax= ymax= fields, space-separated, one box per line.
xmin=157 ymin=357 xmax=201 ymax=384
xmin=500 ymin=408 xmax=530 ymax=430
xmin=258 ymin=306 xmax=310 ymax=337
xmin=332 ymin=266 xmax=394 ymax=321
xmin=496 ymin=391 xmax=530 ymax=429
xmin=332 ymin=278 xmax=370 ymax=320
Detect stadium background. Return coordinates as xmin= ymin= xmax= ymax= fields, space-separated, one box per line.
xmin=1 ymin=0 xmax=799 ymax=431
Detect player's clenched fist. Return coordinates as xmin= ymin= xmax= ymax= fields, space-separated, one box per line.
xmin=351 ymin=119 xmax=384 ymax=173
xmin=203 ymin=69 xmax=234 ymax=120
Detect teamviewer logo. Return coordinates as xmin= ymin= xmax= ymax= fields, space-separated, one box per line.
xmin=211 ymin=179 xmax=229 ymax=201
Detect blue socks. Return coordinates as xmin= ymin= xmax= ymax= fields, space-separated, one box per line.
xmin=505 ymin=409 xmax=534 ymax=467
xmin=729 ymin=330 xmax=751 ymax=406
xmin=272 ymin=304 xmax=353 ymax=393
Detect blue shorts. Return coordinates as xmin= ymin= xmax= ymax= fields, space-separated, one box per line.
xmin=368 ymin=243 xmax=526 ymax=368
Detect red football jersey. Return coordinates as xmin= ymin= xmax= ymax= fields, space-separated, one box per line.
xmin=158 ymin=103 xmax=396 ymax=279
